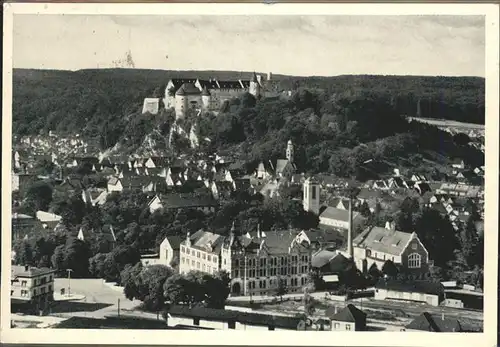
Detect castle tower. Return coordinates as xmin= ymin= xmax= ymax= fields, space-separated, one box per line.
xmin=302 ymin=177 xmax=320 ymax=215
xmin=201 ymin=86 xmax=211 ymax=112
xmin=286 ymin=139 xmax=294 ymax=163
xmin=249 ymin=72 xmax=260 ymax=98
xmin=175 ymin=85 xmax=188 ymax=119
xmin=165 ymin=87 xmax=175 ymax=109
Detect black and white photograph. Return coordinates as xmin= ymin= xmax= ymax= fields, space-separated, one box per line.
xmin=2 ymin=3 xmax=498 ymax=346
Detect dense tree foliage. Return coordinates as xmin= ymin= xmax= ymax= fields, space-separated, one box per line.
xmin=198 ymin=90 xmax=483 ymax=179
xmin=13 ymin=70 xmax=484 ymax=152
xmin=121 ymin=264 xmax=174 ymax=311
xmin=163 ymin=270 xmax=230 ymax=309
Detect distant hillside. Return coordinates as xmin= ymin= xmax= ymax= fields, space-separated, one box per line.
xmin=12 ymin=68 xmax=485 ymax=146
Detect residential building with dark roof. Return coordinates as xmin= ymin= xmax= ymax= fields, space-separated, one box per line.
xmin=178 ymin=227 xmax=313 ymax=297
xmin=326 ymin=304 xmax=367 ymax=331
xmin=147 ymin=193 xmax=218 ymax=214
xmin=404 ymin=312 xmax=464 ymax=332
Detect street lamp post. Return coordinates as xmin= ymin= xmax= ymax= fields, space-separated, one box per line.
xmin=66 ymin=269 xmax=73 ymax=298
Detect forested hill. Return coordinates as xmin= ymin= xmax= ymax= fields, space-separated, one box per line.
xmin=12 ymin=68 xmax=484 ymax=140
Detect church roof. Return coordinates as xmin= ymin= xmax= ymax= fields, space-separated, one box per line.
xmin=353 ymin=227 xmax=414 ymax=256
xmin=275 ymin=159 xmax=293 ymax=174
xmin=176 ymin=83 xmax=201 ymax=96
xmin=326 ymin=304 xmax=366 ymax=323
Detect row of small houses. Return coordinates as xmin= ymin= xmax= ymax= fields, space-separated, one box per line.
xmin=55 ymin=305 xmax=478 ymax=332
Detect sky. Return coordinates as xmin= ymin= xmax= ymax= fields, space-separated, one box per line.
xmin=12 ymin=15 xmax=485 ymax=77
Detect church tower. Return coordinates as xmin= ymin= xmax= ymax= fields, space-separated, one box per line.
xmin=286 ymin=139 xmax=294 ymax=163
xmin=249 ymin=72 xmax=260 ymax=98
xmin=302 ymin=177 xmax=320 ymax=215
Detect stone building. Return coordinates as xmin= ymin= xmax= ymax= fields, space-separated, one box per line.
xmin=163 ymin=72 xmax=279 ymax=119
xmin=178 ymin=224 xmax=313 ymax=297
xmin=11 ymin=265 xmax=56 ymax=315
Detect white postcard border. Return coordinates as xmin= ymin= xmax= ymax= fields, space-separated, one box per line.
xmin=1 ymin=3 xmax=498 ymax=346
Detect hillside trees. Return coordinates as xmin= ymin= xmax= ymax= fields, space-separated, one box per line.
xmin=24 ymin=180 xmax=54 ymax=214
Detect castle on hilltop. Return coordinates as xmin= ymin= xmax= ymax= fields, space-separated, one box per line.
xmin=142 ymin=72 xmax=290 ymax=118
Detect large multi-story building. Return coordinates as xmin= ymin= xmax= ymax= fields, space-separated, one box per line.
xmin=174 ymin=225 xmax=312 ymax=297
xmin=162 ymin=72 xmax=284 ymax=118
xmin=11 ymin=265 xmax=56 ymax=314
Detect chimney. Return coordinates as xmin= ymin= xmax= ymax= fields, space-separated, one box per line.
xmin=257 ymin=223 xmax=261 ymax=238
xmin=267 ymin=72 xmax=272 ymax=81
xmin=257 ymin=75 xmax=262 ymax=84
xmin=186 ymin=231 xmax=191 ymax=247
xmin=347 ymin=198 xmax=353 ymax=258
xmin=441 ymin=311 xmax=445 ymax=321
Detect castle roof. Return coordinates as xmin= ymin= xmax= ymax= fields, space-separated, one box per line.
xmin=201 ymin=86 xmax=210 ymax=96
xmin=176 ymin=83 xmax=201 ymax=96
xmin=251 ymin=72 xmax=258 ymax=83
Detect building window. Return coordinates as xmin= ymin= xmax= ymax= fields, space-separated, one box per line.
xmin=213 ymin=257 xmax=218 ymax=263
xmin=412 ymin=243 xmax=418 ymax=250
xmin=192 ymin=260 xmax=195 ymax=266
xmin=181 ymin=246 xmax=185 ymax=253
xmin=34 ymin=289 xmax=37 ymax=296
xmin=202 ymin=253 xmax=206 ymax=260
xmin=21 ymin=281 xmax=27 ymax=287
xmin=182 ymin=258 xmax=185 ymax=264
xmin=346 ymin=324 xmax=351 ymax=331
xmin=408 ymin=253 xmax=421 ymax=268
xmin=334 ymin=323 xmax=340 ymax=329
xmin=197 ymin=252 xmax=200 ymax=258
xmin=228 ymin=320 xmax=236 ymax=329
xmin=197 ymin=262 xmax=200 ymax=269
xmin=193 ymin=318 xmax=200 ymax=326
xmin=312 ymin=186 xmax=316 ymax=199
xmin=208 ymin=255 xmax=211 ymax=262
xmin=186 ymin=249 xmax=190 ymax=255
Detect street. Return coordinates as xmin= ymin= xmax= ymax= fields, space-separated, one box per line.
xmin=50 ymin=278 xmax=142 ymax=319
